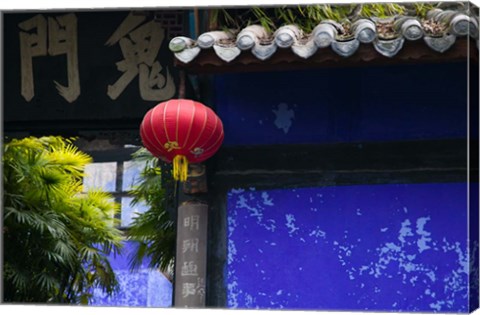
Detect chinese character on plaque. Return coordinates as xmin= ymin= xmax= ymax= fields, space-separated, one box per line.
xmin=105 ymin=12 xmax=175 ymax=101
xmin=181 ymin=261 xmax=198 ymax=277
xmin=182 ymin=238 xmax=199 ymax=253
xmin=184 ymin=215 xmax=200 ymax=231
xmin=181 ymin=282 xmax=196 ymax=298
xmin=19 ymin=13 xmax=80 ymax=103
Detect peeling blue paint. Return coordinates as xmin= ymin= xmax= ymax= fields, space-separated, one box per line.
xmin=225 ymin=183 xmax=475 ymax=312
xmin=272 ymin=103 xmax=295 ymax=134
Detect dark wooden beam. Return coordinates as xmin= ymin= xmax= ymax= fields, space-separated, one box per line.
xmin=207 ymin=139 xmax=473 ymax=190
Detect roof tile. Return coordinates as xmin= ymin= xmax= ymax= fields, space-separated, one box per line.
xmin=169 ymin=8 xmax=479 ymax=64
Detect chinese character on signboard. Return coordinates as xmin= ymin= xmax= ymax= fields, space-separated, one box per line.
xmin=184 ymin=215 xmax=200 ymax=231
xmin=105 ymin=12 xmax=176 ymax=101
xmin=181 ymin=261 xmax=198 ymax=277
xmin=182 ymin=283 xmax=196 ymax=298
xmin=182 ymin=238 xmax=199 ymax=253
xmin=19 ymin=13 xmax=80 ymax=103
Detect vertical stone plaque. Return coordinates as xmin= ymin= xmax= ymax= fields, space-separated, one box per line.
xmin=174 ymin=202 xmax=208 ymax=307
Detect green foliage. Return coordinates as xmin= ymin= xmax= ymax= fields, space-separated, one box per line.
xmin=359 ymin=3 xmax=406 ymax=19
xmin=3 ymin=136 xmax=123 ymax=304
xmin=208 ymin=5 xmax=354 ymax=34
xmin=412 ymin=3 xmax=436 ymax=18
xmin=126 ymin=148 xmax=176 ymax=273
xmin=209 ymin=8 xmax=239 ymax=31
xmin=251 ymin=7 xmax=277 ymax=33
xmin=207 ymin=3 xmax=445 ymax=34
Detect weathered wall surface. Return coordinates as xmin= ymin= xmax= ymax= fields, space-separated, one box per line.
xmin=225 ymin=183 xmax=474 ymax=312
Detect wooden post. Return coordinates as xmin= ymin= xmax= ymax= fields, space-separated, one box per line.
xmin=183 ymin=163 xmax=208 ymax=194
xmin=173 ymin=67 xmax=210 ymax=306
xmin=174 ymin=201 xmax=208 ymax=307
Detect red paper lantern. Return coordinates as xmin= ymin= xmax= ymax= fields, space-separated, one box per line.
xmin=140 ymin=99 xmax=224 ymax=181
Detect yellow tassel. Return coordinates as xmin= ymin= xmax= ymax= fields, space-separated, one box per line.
xmin=172 ymin=155 xmax=189 ymax=182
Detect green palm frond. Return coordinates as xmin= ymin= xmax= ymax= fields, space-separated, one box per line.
xmin=3 ymin=136 xmax=124 ymax=304
xmin=46 ymin=143 xmax=92 ymax=176
xmin=34 ymin=273 xmax=61 ymax=292
xmin=126 ymin=148 xmax=176 ymax=272
xmin=6 ymin=266 xmax=30 ymax=293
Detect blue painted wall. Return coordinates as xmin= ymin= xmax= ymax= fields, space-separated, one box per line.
xmin=226 ymin=183 xmax=476 ymax=312
xmin=90 ymin=241 xmax=172 ymax=307
xmin=215 ymin=63 xmax=467 ymax=146
xmin=217 ymin=62 xmax=477 ymax=312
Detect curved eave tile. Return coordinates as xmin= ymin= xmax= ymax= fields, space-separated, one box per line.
xmin=352 ymin=19 xmax=376 ymax=43
xmin=292 ymin=39 xmax=318 ymax=59
xmin=169 ymin=36 xmax=196 ymax=52
xmin=424 ymin=35 xmax=457 ymax=53
xmin=449 ymin=14 xmax=470 ymax=36
xmin=374 ymin=37 xmax=405 ymax=58
xmin=252 ymin=43 xmax=278 ymax=61
xmin=174 ymin=47 xmax=201 ymax=64
xmin=197 ymin=31 xmax=235 ymax=49
xmin=399 ymin=19 xmax=424 ymax=41
xmin=331 ymin=39 xmax=360 ymax=58
xmin=213 ymin=45 xmax=241 ymax=63
xmin=274 ymin=25 xmax=302 ymax=48
xmin=313 ymin=23 xmax=337 ymax=48
xmin=236 ymin=25 xmax=269 ymax=50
